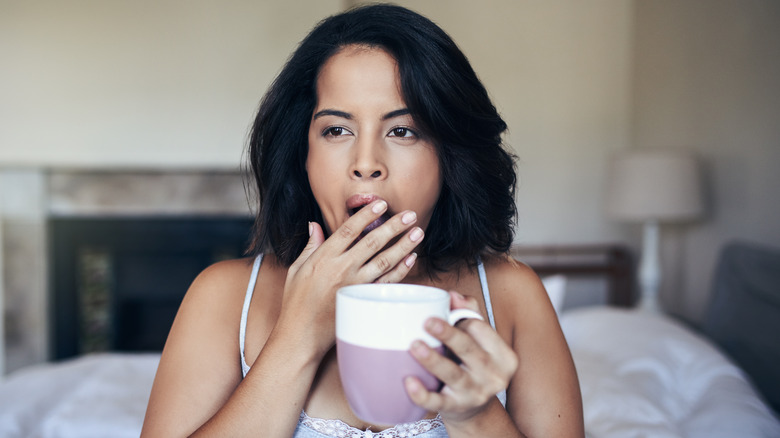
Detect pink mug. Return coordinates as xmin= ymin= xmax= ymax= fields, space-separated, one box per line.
xmin=336 ymin=283 xmax=482 ymax=425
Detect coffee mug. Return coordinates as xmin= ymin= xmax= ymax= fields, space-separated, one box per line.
xmin=336 ymin=283 xmax=483 ymax=425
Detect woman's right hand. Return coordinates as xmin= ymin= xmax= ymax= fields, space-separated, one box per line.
xmin=272 ymin=199 xmax=424 ymax=356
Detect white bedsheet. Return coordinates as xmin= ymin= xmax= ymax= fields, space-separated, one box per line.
xmin=0 ymin=353 xmax=158 ymax=438
xmin=1 ymin=309 xmax=779 ymax=437
xmin=561 ymin=307 xmax=780 ymax=438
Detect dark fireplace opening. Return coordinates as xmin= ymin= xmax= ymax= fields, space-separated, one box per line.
xmin=49 ymin=216 xmax=254 ymax=360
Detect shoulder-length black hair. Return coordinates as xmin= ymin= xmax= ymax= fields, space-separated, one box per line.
xmin=247 ymin=3 xmax=516 ymax=271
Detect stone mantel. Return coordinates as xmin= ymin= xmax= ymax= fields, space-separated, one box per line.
xmin=0 ymin=168 xmax=252 ymax=374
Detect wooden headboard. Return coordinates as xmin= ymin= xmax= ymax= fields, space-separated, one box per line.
xmin=510 ymin=244 xmax=635 ymax=308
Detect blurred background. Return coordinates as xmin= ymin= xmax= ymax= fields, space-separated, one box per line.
xmin=1 ymin=0 xmax=778 ymax=374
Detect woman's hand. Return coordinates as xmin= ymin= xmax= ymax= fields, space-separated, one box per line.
xmin=405 ymin=291 xmax=519 ymax=425
xmin=273 ymin=199 xmax=424 ymax=356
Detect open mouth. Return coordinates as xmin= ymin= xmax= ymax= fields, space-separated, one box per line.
xmin=347 ymin=195 xmax=393 ymax=237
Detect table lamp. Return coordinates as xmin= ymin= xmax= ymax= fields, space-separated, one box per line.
xmin=606 ymin=148 xmax=704 ymax=312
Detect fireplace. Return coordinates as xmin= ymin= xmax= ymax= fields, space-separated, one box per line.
xmin=50 ymin=216 xmax=253 ymax=359
xmin=0 ymin=168 xmax=254 ymax=371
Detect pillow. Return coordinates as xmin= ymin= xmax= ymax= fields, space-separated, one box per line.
xmin=702 ymin=241 xmax=780 ymax=415
xmin=542 ymin=274 xmax=567 ymax=316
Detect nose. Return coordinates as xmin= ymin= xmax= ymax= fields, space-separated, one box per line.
xmin=350 ymin=138 xmax=387 ymax=180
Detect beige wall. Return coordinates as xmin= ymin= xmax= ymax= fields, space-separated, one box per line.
xmin=3 ymin=0 xmax=777 ymax=330
xmin=0 ymin=0 xmax=344 ymax=372
xmin=1 ymin=0 xmax=634 ymax=243
xmin=632 ymin=0 xmax=780 ymax=322
xmin=372 ymin=0 xmax=635 ymax=246
xmin=0 ymin=0 xmax=343 ymax=168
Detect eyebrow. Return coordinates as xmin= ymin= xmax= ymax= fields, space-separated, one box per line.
xmin=311 ymin=108 xmax=411 ymax=121
xmin=381 ymin=108 xmax=411 ymax=120
xmin=312 ymin=109 xmax=352 ymax=120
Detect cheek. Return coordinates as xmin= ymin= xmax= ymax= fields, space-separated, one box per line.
xmin=399 ymin=152 xmax=442 ymax=223
xmin=306 ymin=143 xmax=343 ymax=233
xmin=306 ymin=133 xmax=330 ymax=188
xmin=306 ymin=149 xmax=335 ymax=198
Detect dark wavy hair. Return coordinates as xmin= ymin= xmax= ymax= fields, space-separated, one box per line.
xmin=246 ymin=3 xmax=516 ymax=271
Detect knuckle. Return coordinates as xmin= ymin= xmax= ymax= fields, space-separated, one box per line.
xmin=375 ymin=270 xmax=399 ymax=284
xmin=362 ymin=234 xmax=382 ymax=252
xmin=458 ymin=339 xmax=478 ymax=358
xmin=475 ymin=350 xmax=492 ymax=369
xmin=449 ymin=370 xmax=469 ymax=388
xmin=338 ymin=223 xmax=356 ymax=239
xmin=373 ymin=255 xmax=392 ymax=273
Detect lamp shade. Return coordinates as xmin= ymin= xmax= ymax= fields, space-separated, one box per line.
xmin=607 ymin=148 xmax=704 ymax=222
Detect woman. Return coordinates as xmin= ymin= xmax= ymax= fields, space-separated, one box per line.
xmin=142 ymin=4 xmax=583 ymax=437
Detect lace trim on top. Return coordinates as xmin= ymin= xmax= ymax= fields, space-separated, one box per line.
xmin=299 ymin=411 xmax=444 ymax=438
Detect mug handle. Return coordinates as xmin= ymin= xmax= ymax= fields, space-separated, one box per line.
xmin=448 ymin=308 xmax=484 ymax=326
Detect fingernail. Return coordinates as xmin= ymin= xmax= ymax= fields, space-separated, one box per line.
xmin=426 ymin=318 xmax=444 ymax=335
xmin=372 ymin=200 xmax=388 ymax=214
xmin=409 ymin=227 xmax=424 ymax=242
xmin=401 ymin=211 xmax=417 ymax=224
xmin=308 ymin=222 xmax=313 ymax=237
xmin=405 ymin=376 xmax=422 ymax=393
xmin=452 ymin=291 xmax=465 ymax=300
xmin=405 ymin=252 xmax=417 ymax=268
xmin=411 ymin=340 xmax=430 ymax=358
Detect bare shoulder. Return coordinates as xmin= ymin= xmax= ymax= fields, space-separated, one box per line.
xmin=480 ymin=253 xmax=549 ymax=309
xmin=479 ymin=253 xmax=559 ymax=337
xmin=480 ymin=254 xmax=584 ymax=436
xmin=480 ymin=253 xmax=538 ymax=284
xmin=168 ymin=258 xmax=250 ymax=330
xmin=188 ymin=257 xmax=257 ymax=298
xmin=144 ymin=257 xmax=261 ymax=435
xmin=163 ymin=256 xmax=259 ymax=356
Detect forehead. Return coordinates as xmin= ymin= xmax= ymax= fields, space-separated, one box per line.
xmin=314 ymin=45 xmax=405 ymax=109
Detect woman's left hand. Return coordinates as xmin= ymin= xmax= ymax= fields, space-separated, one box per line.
xmin=404 ymin=291 xmax=518 ymax=424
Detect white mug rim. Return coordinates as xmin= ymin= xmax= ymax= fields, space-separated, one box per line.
xmin=337 ymin=283 xmax=449 ymax=304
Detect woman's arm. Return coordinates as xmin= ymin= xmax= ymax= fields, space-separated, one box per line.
xmin=141 ymin=259 xmax=323 ymax=437
xmin=405 ymin=260 xmax=584 ymax=438
xmin=502 ymin=262 xmax=584 ymax=437
xmin=142 ymin=199 xmax=423 ymax=437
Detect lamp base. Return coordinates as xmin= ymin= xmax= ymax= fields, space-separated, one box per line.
xmin=637 ymin=292 xmax=661 ymax=313
xmin=638 ymin=220 xmax=662 ymax=313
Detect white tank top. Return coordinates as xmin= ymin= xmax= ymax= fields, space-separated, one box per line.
xmin=238 ymin=254 xmax=507 ymax=437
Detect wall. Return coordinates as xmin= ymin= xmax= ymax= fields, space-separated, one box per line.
xmin=364 ymin=0 xmax=635 ymax=246
xmin=2 ymin=0 xmax=634 ymax=241
xmin=0 ymin=170 xmax=47 ymax=372
xmin=632 ymin=0 xmax=780 ymax=322
xmin=0 ymin=0 xmax=343 ymax=373
xmin=0 ymin=0 xmax=343 ymax=168
xmin=20 ymin=0 xmax=777 ymax=368
xmin=1 ymin=1 xmax=635 ymax=370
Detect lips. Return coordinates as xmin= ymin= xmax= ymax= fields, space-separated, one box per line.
xmin=346 ymin=194 xmax=393 ymax=237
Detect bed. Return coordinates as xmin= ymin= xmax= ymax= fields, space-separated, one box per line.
xmin=1 ymin=242 xmax=779 ymax=437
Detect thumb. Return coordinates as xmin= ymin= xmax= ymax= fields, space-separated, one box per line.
xmin=301 ymin=221 xmax=325 ymax=258
xmin=289 ymin=222 xmax=325 ymax=272
xmin=449 ymin=290 xmax=479 ymax=312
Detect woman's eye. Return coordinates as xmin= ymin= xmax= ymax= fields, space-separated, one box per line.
xmin=389 ymin=127 xmax=415 ymax=138
xmin=324 ymin=126 xmax=348 ymax=137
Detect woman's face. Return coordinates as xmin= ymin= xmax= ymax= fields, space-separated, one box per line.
xmin=306 ymin=45 xmax=442 ymax=236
